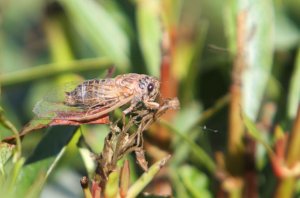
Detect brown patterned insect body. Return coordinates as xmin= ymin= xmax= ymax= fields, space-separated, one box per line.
xmin=64 ymin=78 xmax=116 ymax=108
xmin=33 ymin=73 xmax=160 ymax=121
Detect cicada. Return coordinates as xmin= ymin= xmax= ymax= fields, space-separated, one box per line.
xmin=33 ymin=73 xmax=160 ymax=122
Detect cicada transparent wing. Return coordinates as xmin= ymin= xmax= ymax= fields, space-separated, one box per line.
xmin=33 ymin=81 xmax=88 ymax=120
xmin=33 ymin=79 xmax=134 ymax=121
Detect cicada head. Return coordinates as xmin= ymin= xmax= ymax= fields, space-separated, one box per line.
xmin=137 ymin=75 xmax=160 ymax=102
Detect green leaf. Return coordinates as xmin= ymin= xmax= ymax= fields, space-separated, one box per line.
xmin=137 ymin=0 xmax=162 ymax=77
xmin=126 ymin=155 xmax=171 ymax=198
xmin=287 ymin=48 xmax=300 ymax=118
xmin=78 ymin=125 xmax=110 ymax=178
xmin=105 ymin=171 xmax=120 ymax=198
xmin=225 ymin=0 xmax=275 ymax=120
xmin=13 ymin=126 xmax=78 ymax=197
xmin=169 ymin=166 xmax=190 ymax=198
xmin=60 ymin=0 xmax=130 ymax=70
xmin=0 ymin=57 xmax=112 ymax=87
xmin=242 ymin=113 xmax=274 ymax=156
xmin=173 ymin=102 xmax=202 ymax=132
xmin=179 ymin=165 xmax=212 ymax=198
xmin=0 ymin=107 xmax=21 ymax=160
xmin=180 ymin=21 xmax=208 ymax=104
xmin=0 ymin=142 xmax=15 ymax=175
xmin=171 ymin=103 xmax=203 ymax=165
xmin=223 ymin=0 xmax=238 ymax=55
xmin=274 ymin=11 xmax=300 ymax=50
xmin=242 ymin=0 xmax=274 ymax=120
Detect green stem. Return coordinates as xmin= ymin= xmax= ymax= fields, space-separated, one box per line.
xmin=0 ymin=57 xmax=112 ymax=87
xmin=0 ymin=109 xmax=22 ymax=160
xmin=275 ymin=106 xmax=300 ymax=197
xmin=126 ymin=155 xmax=171 ymax=198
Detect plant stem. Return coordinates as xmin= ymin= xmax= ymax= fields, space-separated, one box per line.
xmin=227 ymin=10 xmax=246 ymax=175
xmin=126 ymin=155 xmax=171 ymax=198
xmin=0 ymin=109 xmax=22 ymax=160
xmin=275 ymin=105 xmax=300 ymax=197
xmin=0 ymin=57 xmax=112 ymax=87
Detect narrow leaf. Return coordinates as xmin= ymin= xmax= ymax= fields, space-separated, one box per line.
xmin=104 ymin=171 xmax=120 ymax=198
xmin=60 ymin=0 xmax=130 ymax=70
xmin=137 ymin=0 xmax=162 ymax=77
xmin=0 ymin=142 xmax=15 ymax=175
xmin=241 ymin=0 xmax=274 ymax=120
xmin=126 ymin=155 xmax=171 ymax=198
xmin=13 ymin=126 xmax=78 ymax=197
xmin=242 ymin=113 xmax=274 ymax=156
xmin=224 ymin=0 xmax=274 ymax=120
xmin=179 ymin=165 xmax=212 ymax=198
xmin=287 ymin=48 xmax=300 ymax=118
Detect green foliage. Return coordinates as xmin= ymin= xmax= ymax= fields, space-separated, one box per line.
xmin=1 ymin=0 xmax=300 ymax=197
xmin=179 ymin=165 xmax=212 ymax=198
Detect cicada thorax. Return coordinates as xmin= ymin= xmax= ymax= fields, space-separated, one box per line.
xmin=114 ymin=74 xmax=140 ymax=97
xmin=116 ymin=73 xmax=160 ymax=101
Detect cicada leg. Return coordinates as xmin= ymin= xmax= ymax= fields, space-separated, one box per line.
xmin=123 ymin=103 xmax=136 ymax=115
xmin=123 ymin=99 xmax=159 ymax=115
xmin=144 ymin=101 xmax=160 ymax=110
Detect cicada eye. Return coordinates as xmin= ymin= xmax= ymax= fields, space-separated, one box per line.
xmin=147 ymin=83 xmax=154 ymax=92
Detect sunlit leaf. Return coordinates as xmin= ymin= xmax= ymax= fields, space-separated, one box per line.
xmin=274 ymin=11 xmax=300 ymax=50
xmin=224 ymin=0 xmax=238 ymax=55
xmin=243 ymin=0 xmax=274 ymax=120
xmin=126 ymin=155 xmax=171 ymax=198
xmin=0 ymin=57 xmax=112 ymax=87
xmin=171 ymin=103 xmax=202 ymax=164
xmin=225 ymin=0 xmax=274 ymax=120
xmin=136 ymin=0 xmax=162 ymax=77
xmin=242 ymin=112 xmax=274 ymax=155
xmin=104 ymin=171 xmax=119 ymax=198
xmin=287 ymin=48 xmax=300 ymax=118
xmin=179 ymin=165 xmax=212 ymax=198
xmin=0 ymin=142 xmax=15 ymax=174
xmin=60 ymin=0 xmax=130 ymax=70
xmin=13 ymin=126 xmax=78 ymax=197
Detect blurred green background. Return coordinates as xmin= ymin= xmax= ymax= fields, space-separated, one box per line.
xmin=1 ymin=0 xmax=300 ymax=197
